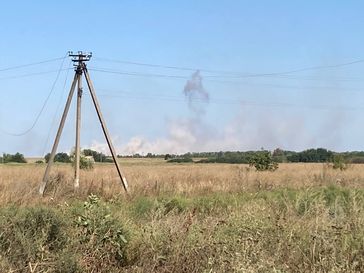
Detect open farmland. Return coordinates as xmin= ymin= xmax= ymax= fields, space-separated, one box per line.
xmin=0 ymin=160 xmax=363 ymax=272
xmin=1 ymin=160 xmax=364 ymax=204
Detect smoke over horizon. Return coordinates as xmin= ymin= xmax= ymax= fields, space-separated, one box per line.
xmin=111 ymin=69 xmax=350 ymax=155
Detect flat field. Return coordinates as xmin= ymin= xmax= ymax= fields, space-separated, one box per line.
xmin=0 ymin=160 xmax=363 ymax=272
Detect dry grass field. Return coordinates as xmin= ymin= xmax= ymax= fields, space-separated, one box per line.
xmin=0 ymin=160 xmax=363 ymax=272
xmin=1 ymin=160 xmax=363 ymax=204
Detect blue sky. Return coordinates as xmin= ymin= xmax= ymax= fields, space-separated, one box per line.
xmin=1 ymin=1 xmax=364 ymax=156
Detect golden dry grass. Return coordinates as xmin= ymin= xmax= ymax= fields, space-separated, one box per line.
xmin=1 ymin=160 xmax=364 ymax=272
xmin=0 ymin=160 xmax=363 ymax=205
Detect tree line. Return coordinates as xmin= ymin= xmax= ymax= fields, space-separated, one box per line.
xmin=2 ymin=148 xmax=364 ymax=164
xmin=119 ymin=148 xmax=364 ymax=164
xmin=0 ymin=149 xmax=113 ymax=164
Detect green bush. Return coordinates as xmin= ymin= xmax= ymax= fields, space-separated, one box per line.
xmin=331 ymin=154 xmax=348 ymax=171
xmin=167 ymin=157 xmax=193 ymax=163
xmin=0 ymin=207 xmax=68 ymax=270
xmin=103 ymin=157 xmax=114 ymax=163
xmin=45 ymin=152 xmax=71 ymax=163
xmin=0 ymin=195 xmax=130 ymax=272
xmin=83 ymin=149 xmax=107 ymax=162
xmin=79 ymin=156 xmax=94 ymax=170
xmin=249 ymin=150 xmax=278 ymax=171
xmin=70 ymin=155 xmax=94 ymax=170
xmin=2 ymin=152 xmax=27 ymax=163
xmin=350 ymin=157 xmax=364 ymax=164
xmin=74 ymin=194 xmax=129 ymax=269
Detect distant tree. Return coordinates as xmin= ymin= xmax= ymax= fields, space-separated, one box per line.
xmin=272 ymin=148 xmax=287 ymax=163
xmin=296 ymin=148 xmax=333 ymax=163
xmin=103 ymin=157 xmax=114 ymax=163
xmin=350 ymin=157 xmax=364 ymax=164
xmin=55 ymin=153 xmax=71 ymax=163
xmin=164 ymin=154 xmax=171 ymax=160
xmin=167 ymin=157 xmax=193 ymax=163
xmin=44 ymin=152 xmax=71 ymax=163
xmin=2 ymin=152 xmax=27 ymax=163
xmin=286 ymin=153 xmax=300 ymax=162
xmin=249 ymin=151 xmax=278 ymax=171
xmin=83 ymin=149 xmax=106 ymax=162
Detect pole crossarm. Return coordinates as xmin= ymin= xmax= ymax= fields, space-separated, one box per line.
xmin=39 ymin=51 xmax=129 ymax=196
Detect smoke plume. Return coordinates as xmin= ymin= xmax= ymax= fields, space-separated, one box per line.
xmin=183 ymin=70 xmax=209 ymax=114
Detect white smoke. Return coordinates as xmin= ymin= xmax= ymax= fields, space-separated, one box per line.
xmin=118 ymin=106 xmax=322 ymax=155
xmin=122 ymin=118 xmax=206 ymax=155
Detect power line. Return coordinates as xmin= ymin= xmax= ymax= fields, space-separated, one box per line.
xmin=0 ymin=57 xmax=65 ymax=73
xmin=93 ymin=57 xmax=239 ymax=75
xmin=88 ymin=66 xmax=364 ymax=84
xmin=260 ymin=59 xmax=364 ymax=76
xmin=248 ymin=74 xmax=364 ymax=82
xmin=0 ymin=55 xmax=68 ymax=136
xmin=88 ymin=67 xmax=187 ymax=79
xmin=94 ymin=56 xmax=364 ymax=77
xmin=42 ymin=60 xmax=73 ymax=156
xmin=88 ymin=67 xmax=364 ymax=91
xmin=0 ymin=68 xmax=73 ymax=81
xmin=87 ymin=88 xmax=364 ymax=111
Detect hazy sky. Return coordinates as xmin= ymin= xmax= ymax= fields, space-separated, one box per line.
xmin=1 ymin=1 xmax=364 ymax=156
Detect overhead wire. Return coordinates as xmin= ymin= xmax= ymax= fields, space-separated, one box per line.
xmin=92 ymin=93 xmax=364 ymax=111
xmin=87 ymin=66 xmax=364 ymax=93
xmin=88 ymin=66 xmax=364 ymax=84
xmin=88 ymin=67 xmax=187 ymax=79
xmin=0 ymin=68 xmax=73 ymax=81
xmin=0 ymin=55 xmax=68 ymax=136
xmin=0 ymin=57 xmax=65 ymax=72
xmin=1 ymin=54 xmax=364 ymax=140
xmin=41 ymin=60 xmax=73 ymax=156
xmin=93 ymin=56 xmax=239 ymax=75
xmin=85 ymin=88 xmax=364 ymax=112
xmin=93 ymin=56 xmax=364 ymax=77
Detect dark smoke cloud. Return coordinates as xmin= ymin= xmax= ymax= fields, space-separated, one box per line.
xmin=183 ymin=70 xmax=209 ymax=114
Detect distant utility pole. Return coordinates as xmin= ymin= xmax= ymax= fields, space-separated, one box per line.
xmin=39 ymin=51 xmax=128 ymax=196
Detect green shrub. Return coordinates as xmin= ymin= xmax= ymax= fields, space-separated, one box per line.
xmin=249 ymin=150 xmax=278 ymax=171
xmin=103 ymin=157 xmax=114 ymax=163
xmin=2 ymin=152 xmax=27 ymax=163
xmin=83 ymin=149 xmax=107 ymax=162
xmin=79 ymin=156 xmax=94 ymax=170
xmin=0 ymin=207 xmax=67 ymax=270
xmin=331 ymin=154 xmax=348 ymax=170
xmin=45 ymin=152 xmax=71 ymax=163
xmin=350 ymin=156 xmax=364 ymax=164
xmin=70 ymin=155 xmax=94 ymax=170
xmin=132 ymin=197 xmax=157 ymax=217
xmin=167 ymin=157 xmax=193 ymax=163
xmin=74 ymin=194 xmax=129 ymax=270
xmin=161 ymin=197 xmax=188 ymax=214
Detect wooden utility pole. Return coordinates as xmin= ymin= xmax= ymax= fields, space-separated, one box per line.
xmin=74 ymin=65 xmax=83 ymax=189
xmin=84 ymin=68 xmax=129 ymax=192
xmin=39 ymin=51 xmax=129 ymax=196
xmin=39 ymin=74 xmax=78 ymax=195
